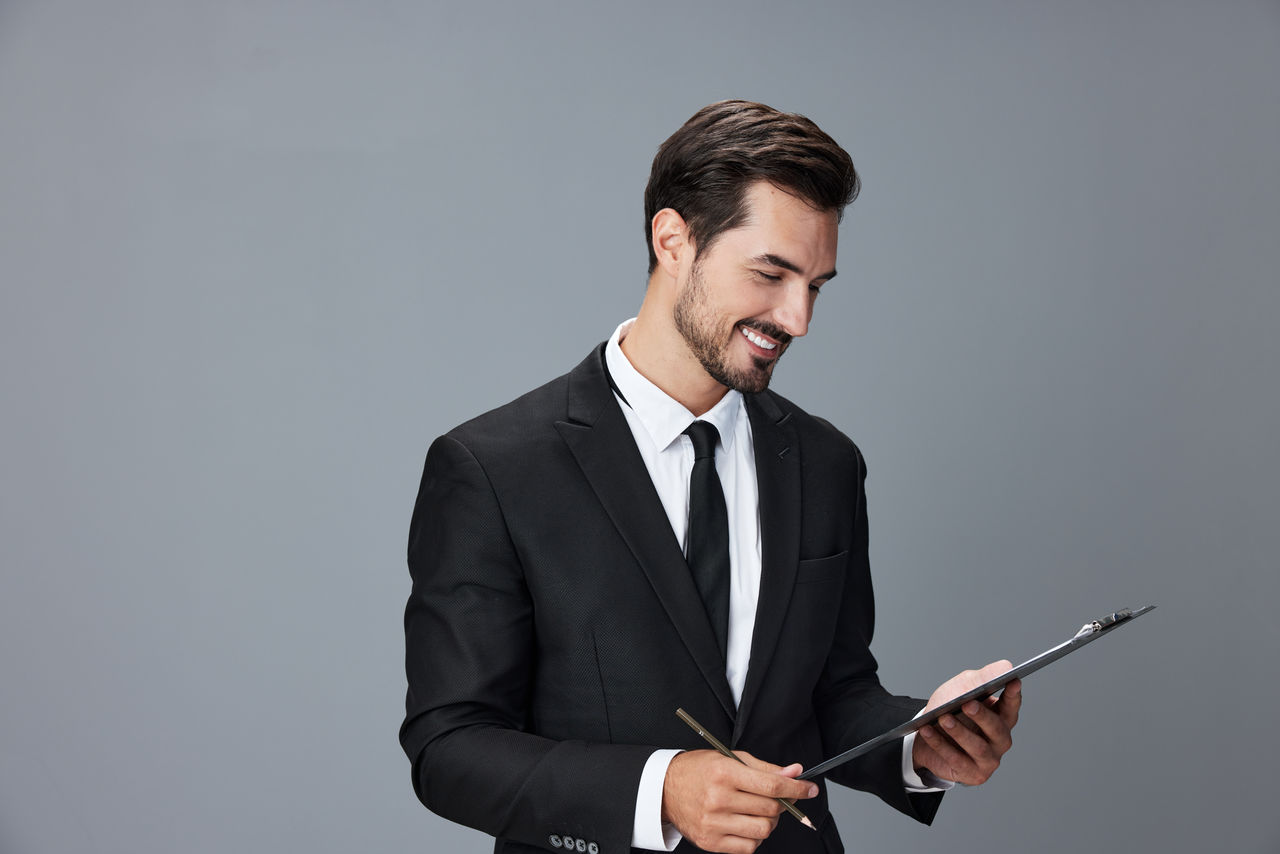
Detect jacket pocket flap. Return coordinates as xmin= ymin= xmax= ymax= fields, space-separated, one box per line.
xmin=795 ymin=550 xmax=848 ymax=584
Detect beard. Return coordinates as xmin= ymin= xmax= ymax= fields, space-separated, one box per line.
xmin=673 ymin=261 xmax=793 ymax=394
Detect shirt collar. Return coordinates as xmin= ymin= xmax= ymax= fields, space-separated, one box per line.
xmin=605 ymin=318 xmax=743 ymax=454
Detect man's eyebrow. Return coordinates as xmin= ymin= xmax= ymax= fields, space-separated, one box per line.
xmin=752 ymin=253 xmax=838 ymax=282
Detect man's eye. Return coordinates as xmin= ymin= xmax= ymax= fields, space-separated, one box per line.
xmin=755 ymin=271 xmax=781 ymax=282
xmin=809 ymin=284 xmax=823 ymax=294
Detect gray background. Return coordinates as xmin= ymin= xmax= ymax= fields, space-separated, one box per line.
xmin=1 ymin=1 xmax=1277 ymax=852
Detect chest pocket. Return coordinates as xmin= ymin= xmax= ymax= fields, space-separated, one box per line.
xmin=794 ymin=550 xmax=848 ymax=585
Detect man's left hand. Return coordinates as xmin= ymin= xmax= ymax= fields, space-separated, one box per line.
xmin=911 ymin=660 xmax=1022 ymax=786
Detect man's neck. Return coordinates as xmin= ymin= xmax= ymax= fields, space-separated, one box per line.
xmin=619 ymin=309 xmax=729 ymax=417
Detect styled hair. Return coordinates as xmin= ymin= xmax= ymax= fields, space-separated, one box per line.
xmin=644 ymin=100 xmax=860 ymax=273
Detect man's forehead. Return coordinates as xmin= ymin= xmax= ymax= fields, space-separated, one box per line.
xmin=724 ymin=183 xmax=839 ymax=272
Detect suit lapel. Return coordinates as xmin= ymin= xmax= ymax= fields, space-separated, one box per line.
xmin=733 ymin=391 xmax=802 ymax=743
xmin=554 ymin=346 xmax=737 ymax=719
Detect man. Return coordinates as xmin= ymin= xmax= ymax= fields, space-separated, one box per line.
xmin=401 ymin=100 xmax=1021 ymax=854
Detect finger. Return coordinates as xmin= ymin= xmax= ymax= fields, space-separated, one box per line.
xmin=960 ymin=698 xmax=1003 ymax=734
xmin=941 ymin=710 xmax=996 ymax=760
xmin=699 ymin=796 xmax=782 ymax=849
xmin=995 ymin=679 xmax=1022 ymax=727
xmin=720 ymin=789 xmax=789 ymax=820
xmin=750 ymin=771 xmax=819 ymax=802
xmin=940 ymin=711 xmax=1004 ymax=783
xmin=736 ymin=753 xmax=803 ymax=779
xmin=688 ymin=827 xmax=764 ymax=854
xmin=732 ymin=754 xmax=819 ymax=801
xmin=714 ymin=832 xmax=770 ymax=854
xmin=924 ymin=659 xmax=1015 ymax=713
xmin=917 ymin=723 xmax=976 ymax=782
xmin=959 ymin=700 xmax=1012 ymax=755
xmin=710 ymin=806 xmax=779 ymax=840
xmin=979 ymin=659 xmax=1014 ymax=680
xmin=719 ymin=766 xmax=818 ymax=806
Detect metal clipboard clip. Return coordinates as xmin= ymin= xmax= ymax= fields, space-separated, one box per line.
xmin=1074 ymin=607 xmax=1135 ymax=638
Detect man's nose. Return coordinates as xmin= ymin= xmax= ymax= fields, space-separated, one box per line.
xmin=772 ymin=283 xmax=813 ymax=339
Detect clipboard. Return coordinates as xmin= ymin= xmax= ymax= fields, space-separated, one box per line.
xmin=799 ymin=604 xmax=1156 ymax=781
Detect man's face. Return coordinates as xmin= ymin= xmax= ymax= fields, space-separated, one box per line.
xmin=673 ymin=181 xmax=839 ymax=393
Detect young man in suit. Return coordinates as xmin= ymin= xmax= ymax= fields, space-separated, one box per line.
xmin=401 ymin=100 xmax=1022 ymax=854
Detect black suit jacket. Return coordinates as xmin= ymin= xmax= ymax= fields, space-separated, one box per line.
xmin=401 ymin=345 xmax=941 ymax=854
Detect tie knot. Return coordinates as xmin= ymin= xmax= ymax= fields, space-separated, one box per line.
xmin=684 ymin=420 xmax=720 ymax=460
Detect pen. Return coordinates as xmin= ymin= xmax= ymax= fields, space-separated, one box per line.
xmin=675 ymin=708 xmax=816 ymax=831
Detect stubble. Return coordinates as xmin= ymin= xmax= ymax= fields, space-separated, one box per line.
xmin=672 ymin=262 xmax=790 ymax=394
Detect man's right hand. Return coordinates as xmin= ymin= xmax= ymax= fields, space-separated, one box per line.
xmin=660 ymin=749 xmax=818 ymax=854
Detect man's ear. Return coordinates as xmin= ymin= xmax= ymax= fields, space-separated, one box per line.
xmin=650 ymin=208 xmax=691 ymax=278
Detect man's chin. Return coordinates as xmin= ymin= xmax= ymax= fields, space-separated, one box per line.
xmin=743 ymin=363 xmax=776 ymax=393
xmin=720 ymin=359 xmax=776 ymax=394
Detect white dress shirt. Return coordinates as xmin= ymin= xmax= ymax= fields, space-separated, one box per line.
xmin=604 ymin=320 xmax=949 ymax=852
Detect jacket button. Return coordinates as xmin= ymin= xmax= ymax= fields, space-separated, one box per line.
xmin=588 ymin=844 xmax=599 ymax=854
xmin=575 ymin=840 xmax=586 ymax=852
xmin=548 ymin=835 xmax=562 ymax=848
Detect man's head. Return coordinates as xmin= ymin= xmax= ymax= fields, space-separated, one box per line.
xmin=644 ymin=100 xmax=859 ymax=274
xmin=664 ymin=181 xmax=839 ymax=394
xmin=633 ymin=101 xmax=857 ymax=406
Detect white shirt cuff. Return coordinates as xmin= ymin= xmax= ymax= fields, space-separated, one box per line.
xmin=632 ymin=749 xmax=685 ymax=851
xmin=901 ymin=731 xmax=955 ymax=792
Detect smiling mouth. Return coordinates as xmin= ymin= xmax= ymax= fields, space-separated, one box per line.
xmin=740 ymin=326 xmax=778 ymax=351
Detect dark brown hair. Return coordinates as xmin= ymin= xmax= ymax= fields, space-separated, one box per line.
xmin=644 ymin=100 xmax=860 ymax=273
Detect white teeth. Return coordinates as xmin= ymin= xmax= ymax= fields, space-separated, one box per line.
xmin=741 ymin=327 xmax=777 ymax=350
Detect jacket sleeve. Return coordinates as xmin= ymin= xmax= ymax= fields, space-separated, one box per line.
xmin=399 ymin=434 xmax=653 ymax=853
xmin=810 ymin=442 xmax=944 ymax=825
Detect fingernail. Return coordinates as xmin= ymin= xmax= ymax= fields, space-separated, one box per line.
xmin=964 ymin=702 xmax=980 ymax=716
xmin=920 ymin=726 xmax=935 ymax=739
xmin=941 ymin=716 xmax=955 ymax=730
xmin=807 ymin=784 xmax=819 ymax=798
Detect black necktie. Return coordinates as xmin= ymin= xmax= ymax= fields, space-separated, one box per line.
xmin=684 ymin=420 xmax=730 ymax=660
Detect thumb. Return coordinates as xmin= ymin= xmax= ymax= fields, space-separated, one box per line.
xmin=979 ymin=659 xmax=1014 ymax=680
